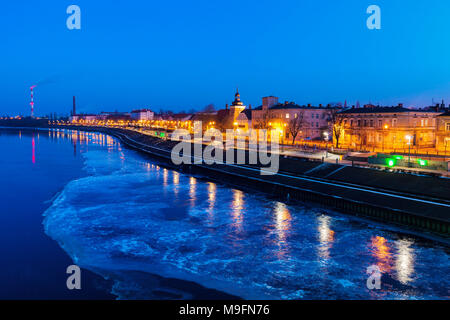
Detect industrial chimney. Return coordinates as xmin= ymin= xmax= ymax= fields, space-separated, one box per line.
xmin=73 ymin=96 xmax=76 ymax=116
xmin=30 ymin=85 xmax=36 ymax=117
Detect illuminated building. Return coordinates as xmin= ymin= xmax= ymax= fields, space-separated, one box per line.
xmin=251 ymin=97 xmax=337 ymax=142
xmin=215 ymin=89 xmax=247 ymax=130
xmin=436 ymin=110 xmax=450 ymax=152
xmin=130 ymin=109 xmax=154 ymax=121
xmin=339 ymin=104 xmax=441 ymax=151
xmin=228 ymin=89 xmax=246 ymax=119
xmin=235 ymin=108 xmax=252 ymax=131
xmin=191 ymin=89 xmax=248 ymax=131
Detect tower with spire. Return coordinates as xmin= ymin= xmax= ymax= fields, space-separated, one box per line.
xmin=229 ymin=88 xmax=246 ymax=118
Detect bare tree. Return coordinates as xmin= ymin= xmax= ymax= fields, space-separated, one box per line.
xmin=287 ymin=111 xmax=304 ymax=144
xmin=330 ymin=109 xmax=345 ymax=148
xmin=255 ymin=109 xmax=271 ymax=129
xmin=202 ymin=104 xmax=216 ymax=113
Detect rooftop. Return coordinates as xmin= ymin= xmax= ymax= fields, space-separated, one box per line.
xmin=254 ymin=102 xmax=337 ymax=111
xmin=339 ymin=106 xmax=441 ymax=114
xmin=437 ymin=110 xmax=450 ymax=117
xmin=131 ymin=109 xmax=153 ymax=113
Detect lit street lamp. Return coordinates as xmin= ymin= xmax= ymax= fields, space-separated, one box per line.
xmin=382 ymin=124 xmax=388 ymax=152
xmin=323 ymin=131 xmax=329 ymax=158
xmin=405 ymin=135 xmax=412 ymax=167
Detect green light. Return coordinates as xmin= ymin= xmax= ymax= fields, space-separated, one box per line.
xmin=393 ymin=155 xmax=403 ymax=160
xmin=386 ymin=159 xmax=395 ymax=167
xmin=154 ymin=131 xmax=158 ymax=136
xmin=160 ymin=132 xmax=165 ymax=138
xmin=418 ymin=159 xmax=427 ymax=166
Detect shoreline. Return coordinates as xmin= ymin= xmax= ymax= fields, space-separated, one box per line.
xmin=5 ymin=125 xmax=448 ymax=242
xmin=65 ymin=125 xmax=450 ymax=240
xmin=2 ymin=126 xmax=449 ymax=300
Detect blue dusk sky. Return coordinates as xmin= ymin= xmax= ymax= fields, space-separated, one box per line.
xmin=2 ymin=0 xmax=450 ymax=116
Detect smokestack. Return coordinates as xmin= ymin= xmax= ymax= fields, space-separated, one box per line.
xmin=73 ymin=96 xmax=76 ymax=116
xmin=30 ymin=86 xmax=36 ymax=118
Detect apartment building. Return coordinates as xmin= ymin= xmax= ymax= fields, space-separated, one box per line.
xmin=436 ymin=110 xmax=450 ymax=152
xmin=251 ymin=96 xmax=336 ymax=142
xmin=339 ymin=104 xmax=441 ymax=151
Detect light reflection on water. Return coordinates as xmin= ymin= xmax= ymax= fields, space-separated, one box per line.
xmin=369 ymin=236 xmax=417 ymax=285
xmin=371 ymin=236 xmax=394 ymax=274
xmin=206 ymin=182 xmax=216 ymax=225
xmin=189 ymin=177 xmax=196 ymax=208
xmin=395 ymin=239 xmax=415 ymax=285
xmin=231 ymin=189 xmax=244 ymax=232
xmin=34 ymin=129 xmax=449 ymax=299
xmin=31 ymin=134 xmax=36 ymax=164
xmin=173 ymin=171 xmax=180 ymax=197
xmin=163 ymin=168 xmax=168 ymax=188
xmin=273 ymin=202 xmax=292 ymax=259
xmin=317 ymin=215 xmax=335 ymax=264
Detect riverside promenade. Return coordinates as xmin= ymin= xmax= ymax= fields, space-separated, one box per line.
xmin=48 ymin=125 xmax=448 ymax=240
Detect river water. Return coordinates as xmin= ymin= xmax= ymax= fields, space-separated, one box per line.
xmin=1 ymin=128 xmax=449 ymax=299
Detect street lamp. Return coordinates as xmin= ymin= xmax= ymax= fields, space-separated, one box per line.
xmin=382 ymin=124 xmax=388 ymax=152
xmin=445 ymin=138 xmax=449 ymax=161
xmin=323 ymin=131 xmax=329 ymax=158
xmin=405 ymin=135 xmax=412 ymax=167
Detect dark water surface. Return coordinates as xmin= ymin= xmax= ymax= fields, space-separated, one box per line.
xmin=0 ymin=128 xmax=114 ymax=299
xmin=0 ymin=128 xmax=449 ymax=299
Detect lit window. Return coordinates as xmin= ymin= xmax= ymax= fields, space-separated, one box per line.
xmin=446 ymin=123 xmax=450 ymax=131
xmin=286 ymin=113 xmax=290 ymax=119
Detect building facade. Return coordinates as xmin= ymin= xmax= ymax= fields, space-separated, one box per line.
xmin=436 ymin=111 xmax=450 ymax=152
xmin=130 ymin=109 xmax=154 ymax=121
xmin=235 ymin=109 xmax=252 ymax=131
xmin=339 ymin=105 xmax=440 ymax=151
xmin=251 ymin=96 xmax=335 ymax=142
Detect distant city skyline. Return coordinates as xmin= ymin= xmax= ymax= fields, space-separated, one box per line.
xmin=2 ymin=1 xmax=450 ymax=116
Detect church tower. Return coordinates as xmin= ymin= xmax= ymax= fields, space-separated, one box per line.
xmin=229 ymin=88 xmax=246 ymax=119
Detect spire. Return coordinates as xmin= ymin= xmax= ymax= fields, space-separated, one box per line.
xmin=235 ymin=88 xmax=240 ymax=101
xmin=232 ymin=88 xmax=243 ymax=106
